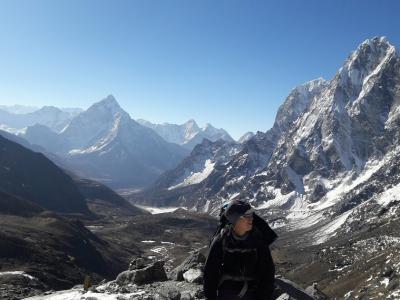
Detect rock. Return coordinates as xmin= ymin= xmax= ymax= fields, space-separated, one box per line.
xmin=382 ymin=265 xmax=394 ymax=278
xmin=309 ymin=183 xmax=327 ymax=203
xmin=387 ymin=278 xmax=399 ymax=291
xmin=129 ymin=257 xmax=147 ymax=270
xmin=98 ymin=279 xmax=107 ymax=285
xmin=180 ymin=291 xmax=194 ymax=300
xmin=134 ymin=261 xmax=168 ymax=285
xmin=158 ymin=286 xmax=181 ymax=300
xmin=170 ymin=251 xmax=206 ymax=281
xmin=182 ymin=269 xmax=202 ymax=284
xmin=153 ymin=295 xmax=168 ymax=300
xmin=276 ymin=294 xmax=291 ymax=300
xmin=116 ymin=261 xmax=168 ymax=286
xmin=116 ymin=270 xmax=135 ymax=285
xmin=305 ymin=283 xmax=328 ymax=299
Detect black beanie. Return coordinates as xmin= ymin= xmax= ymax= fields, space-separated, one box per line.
xmin=224 ymin=200 xmax=254 ymax=224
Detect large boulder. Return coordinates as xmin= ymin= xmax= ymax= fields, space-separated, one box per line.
xmin=116 ymin=260 xmax=168 ymax=286
xmin=135 ymin=261 xmax=168 ymax=285
xmin=305 ymin=283 xmax=328 ymax=300
xmin=182 ymin=269 xmax=202 ymax=284
xmin=170 ymin=250 xmax=206 ymax=281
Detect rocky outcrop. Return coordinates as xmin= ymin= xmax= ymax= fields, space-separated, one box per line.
xmin=116 ymin=260 xmax=168 ymax=286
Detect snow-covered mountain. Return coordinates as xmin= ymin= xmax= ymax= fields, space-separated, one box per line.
xmin=22 ymin=95 xmax=189 ymax=188
xmin=134 ymin=76 xmax=327 ymax=209
xmin=254 ymin=36 xmax=400 ymax=218
xmin=133 ymin=36 xmax=400 ymax=237
xmin=137 ymin=118 xmax=235 ymax=149
xmin=0 ymin=105 xmax=82 ymax=133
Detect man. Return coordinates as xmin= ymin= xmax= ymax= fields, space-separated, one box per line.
xmin=203 ymin=200 xmax=276 ymax=300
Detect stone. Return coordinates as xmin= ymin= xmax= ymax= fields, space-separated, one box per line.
xmin=129 ymin=257 xmax=147 ymax=270
xmin=275 ymin=294 xmax=291 ymax=300
xmin=382 ymin=265 xmax=394 ymax=278
xmin=182 ymin=269 xmax=202 ymax=284
xmin=116 ymin=270 xmax=135 ymax=286
xmin=116 ymin=261 xmax=168 ymax=286
xmin=170 ymin=251 xmax=206 ymax=281
xmin=180 ymin=291 xmax=194 ymax=300
xmin=305 ymin=282 xmax=329 ymax=299
xmin=133 ymin=261 xmax=168 ymax=285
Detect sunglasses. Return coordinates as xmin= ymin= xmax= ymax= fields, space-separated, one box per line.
xmin=240 ymin=213 xmax=254 ymax=219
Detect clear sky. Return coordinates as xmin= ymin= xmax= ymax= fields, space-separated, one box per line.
xmin=1 ymin=0 xmax=399 ymax=139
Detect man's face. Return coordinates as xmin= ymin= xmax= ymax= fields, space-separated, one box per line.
xmin=233 ymin=213 xmax=253 ymax=234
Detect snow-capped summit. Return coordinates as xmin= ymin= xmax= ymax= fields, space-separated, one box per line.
xmin=259 ymin=36 xmax=400 ymax=196
xmin=184 ymin=122 xmax=234 ymax=149
xmin=82 ymin=95 xmax=129 ymax=121
xmin=184 ymin=119 xmax=200 ymax=130
xmin=337 ymin=36 xmax=397 ymax=98
xmin=59 ymin=95 xmax=130 ymax=150
xmin=182 ymin=119 xmax=201 ymax=141
xmin=22 ymin=95 xmax=189 ymax=188
xmin=203 ymin=123 xmax=229 ymax=137
xmin=269 ymin=77 xmax=328 ymax=142
xmin=90 ymin=94 xmax=124 ymax=113
xmin=137 ymin=118 xmax=234 ymax=149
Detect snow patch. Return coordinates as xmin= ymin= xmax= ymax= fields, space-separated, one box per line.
xmin=135 ymin=205 xmax=184 ymax=214
xmin=311 ymin=158 xmax=385 ymax=211
xmin=313 ymin=210 xmax=353 ymax=244
xmin=25 ymin=288 xmax=145 ymax=300
xmin=168 ymin=159 xmax=215 ymax=190
xmin=0 ymin=271 xmax=36 ymax=280
xmin=375 ymin=183 xmax=400 ymax=206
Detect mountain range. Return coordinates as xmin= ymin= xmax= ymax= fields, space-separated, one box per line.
xmin=1 ymin=97 xmax=237 ymax=189
xmin=0 ymin=105 xmax=82 ymax=133
xmin=137 ymin=118 xmax=235 ymax=150
xmin=13 ymin=96 xmax=190 ymax=188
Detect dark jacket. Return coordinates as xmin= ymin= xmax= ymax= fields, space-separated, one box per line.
xmin=203 ymin=225 xmax=275 ymax=300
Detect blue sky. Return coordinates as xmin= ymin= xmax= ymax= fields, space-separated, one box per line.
xmin=1 ymin=0 xmax=399 ymax=139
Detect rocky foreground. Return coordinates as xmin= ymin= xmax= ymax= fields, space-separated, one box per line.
xmin=23 ymin=251 xmax=327 ymax=300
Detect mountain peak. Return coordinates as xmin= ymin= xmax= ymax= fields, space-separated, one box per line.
xmin=184 ymin=119 xmax=200 ymax=131
xmin=88 ymin=95 xmax=128 ymax=117
xmin=185 ymin=119 xmax=198 ymax=125
xmin=354 ymin=36 xmax=396 ymax=60
xmin=359 ymin=36 xmax=392 ymax=49
xmin=97 ymin=94 xmax=120 ymax=107
xmin=204 ymin=123 xmax=215 ymax=129
xmin=337 ymin=36 xmax=397 ymax=92
xmin=37 ymin=106 xmax=63 ymax=113
xmin=292 ymin=77 xmax=328 ymax=98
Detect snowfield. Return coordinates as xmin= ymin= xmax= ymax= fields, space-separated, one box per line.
xmin=168 ymin=159 xmax=215 ymax=190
